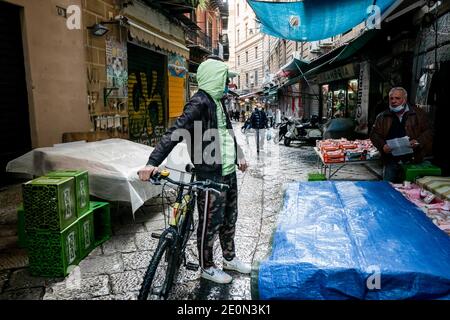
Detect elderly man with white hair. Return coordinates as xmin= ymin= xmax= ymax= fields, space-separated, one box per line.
xmin=370 ymin=87 xmax=433 ymax=182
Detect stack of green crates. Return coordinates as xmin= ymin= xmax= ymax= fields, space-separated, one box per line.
xmin=21 ymin=170 xmax=112 ymax=277
xmin=23 ymin=176 xmax=79 ymax=277
xmin=89 ymin=201 xmax=112 ymax=248
xmin=401 ymin=162 xmax=442 ymax=182
xmin=46 ymin=170 xmax=90 ymax=218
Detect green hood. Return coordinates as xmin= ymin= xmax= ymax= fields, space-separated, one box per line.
xmin=197 ymin=59 xmax=228 ymax=100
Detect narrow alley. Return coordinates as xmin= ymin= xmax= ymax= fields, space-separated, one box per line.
xmin=0 ymin=125 xmax=380 ymax=300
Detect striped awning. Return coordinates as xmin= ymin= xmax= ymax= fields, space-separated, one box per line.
xmin=128 ymin=21 xmax=189 ymax=59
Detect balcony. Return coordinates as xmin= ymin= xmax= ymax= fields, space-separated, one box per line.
xmin=186 ymin=29 xmax=213 ymax=53
xmin=310 ymin=41 xmax=322 ymax=53
xmin=319 ymin=38 xmax=334 ymax=47
xmin=209 ymin=0 xmax=228 ymax=15
xmin=142 ymin=0 xmax=203 ymax=28
xmin=204 ymin=33 xmax=229 ymax=60
xmin=143 ymin=0 xmax=198 ymax=14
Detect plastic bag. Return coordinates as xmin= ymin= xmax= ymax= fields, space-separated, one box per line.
xmin=266 ymin=128 xmax=273 ymax=141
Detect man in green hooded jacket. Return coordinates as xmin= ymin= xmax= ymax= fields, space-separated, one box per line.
xmin=138 ymin=56 xmax=250 ymax=284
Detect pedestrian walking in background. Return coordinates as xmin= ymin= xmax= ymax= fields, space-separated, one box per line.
xmin=240 ymin=110 xmax=246 ymax=122
xmin=250 ymin=105 xmax=269 ymax=153
xmin=267 ymin=108 xmax=274 ymax=128
xmin=234 ymin=110 xmax=240 ymax=122
xmin=275 ymin=108 xmax=282 ymax=126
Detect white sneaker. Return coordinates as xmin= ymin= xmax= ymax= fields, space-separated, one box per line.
xmin=201 ymin=267 xmax=232 ymax=284
xmin=223 ymin=257 xmax=252 ymax=274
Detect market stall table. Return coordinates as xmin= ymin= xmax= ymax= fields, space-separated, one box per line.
xmin=251 ymin=181 xmax=450 ymax=300
xmin=314 ymin=146 xmax=382 ymax=180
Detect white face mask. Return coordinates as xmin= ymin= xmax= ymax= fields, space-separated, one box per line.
xmin=389 ymin=104 xmax=405 ymax=113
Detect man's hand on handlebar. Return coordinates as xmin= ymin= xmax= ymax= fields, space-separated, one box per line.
xmin=138 ymin=165 xmax=159 ymax=181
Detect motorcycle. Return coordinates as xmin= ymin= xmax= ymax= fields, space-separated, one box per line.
xmin=279 ymin=115 xmax=323 ymax=146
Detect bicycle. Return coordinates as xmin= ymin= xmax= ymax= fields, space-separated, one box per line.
xmin=138 ymin=164 xmax=229 ymax=300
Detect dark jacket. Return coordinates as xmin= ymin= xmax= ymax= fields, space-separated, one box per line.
xmin=250 ymin=109 xmax=268 ymax=129
xmin=369 ymin=105 xmax=433 ymax=164
xmin=146 ymin=90 xmax=244 ymax=176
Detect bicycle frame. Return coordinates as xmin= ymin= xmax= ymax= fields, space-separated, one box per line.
xmin=165 ymin=172 xmax=197 ymax=265
xmin=139 ymin=172 xmax=197 ymax=300
xmin=138 ymin=169 xmax=229 ymax=300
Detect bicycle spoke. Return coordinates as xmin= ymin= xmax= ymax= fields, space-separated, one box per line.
xmin=148 ymin=251 xmax=170 ymax=299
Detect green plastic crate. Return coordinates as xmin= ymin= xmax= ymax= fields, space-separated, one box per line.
xmin=90 ymin=201 xmax=112 ymax=247
xmin=47 ymin=170 xmax=89 ymax=217
xmin=27 ymin=220 xmax=80 ymax=277
xmin=78 ymin=210 xmax=95 ymax=259
xmin=401 ymin=162 xmax=442 ymax=182
xmin=23 ymin=176 xmax=77 ymax=231
xmin=308 ymin=173 xmax=327 ymax=181
xmin=17 ymin=204 xmax=27 ymax=248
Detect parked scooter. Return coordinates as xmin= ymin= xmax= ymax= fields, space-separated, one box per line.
xmin=276 ymin=116 xmax=289 ymax=142
xmin=280 ymin=115 xmax=323 ymax=146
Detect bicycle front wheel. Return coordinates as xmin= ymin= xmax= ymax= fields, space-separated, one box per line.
xmin=138 ymin=236 xmax=177 ymax=300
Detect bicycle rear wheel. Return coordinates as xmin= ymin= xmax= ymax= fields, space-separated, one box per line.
xmin=138 ymin=236 xmax=177 ymax=300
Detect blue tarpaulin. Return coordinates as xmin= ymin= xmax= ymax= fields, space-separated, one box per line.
xmin=247 ymin=0 xmax=397 ymax=41
xmin=254 ymin=181 xmax=450 ymax=300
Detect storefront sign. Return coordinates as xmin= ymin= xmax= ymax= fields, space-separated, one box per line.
xmin=317 ymin=63 xmax=356 ymax=83
xmin=168 ymin=54 xmax=187 ymax=118
xmin=168 ymin=54 xmax=187 ymax=78
xmin=355 ymin=61 xmax=370 ymax=134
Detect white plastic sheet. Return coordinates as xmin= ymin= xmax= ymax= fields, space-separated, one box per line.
xmin=6 ymin=139 xmax=192 ymax=214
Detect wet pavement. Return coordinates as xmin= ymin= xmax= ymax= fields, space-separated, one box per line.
xmin=0 ymin=124 xmax=381 ymax=300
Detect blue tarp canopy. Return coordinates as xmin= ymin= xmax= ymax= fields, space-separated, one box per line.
xmin=247 ymin=0 xmax=397 ymax=41
xmin=252 ymin=181 xmax=450 ymax=300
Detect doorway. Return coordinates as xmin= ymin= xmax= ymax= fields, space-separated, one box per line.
xmin=0 ymin=2 xmax=31 ymax=186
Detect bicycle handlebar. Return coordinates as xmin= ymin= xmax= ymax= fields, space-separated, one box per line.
xmin=149 ymin=171 xmax=229 ymax=192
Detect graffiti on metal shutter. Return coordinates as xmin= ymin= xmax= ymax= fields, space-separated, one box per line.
xmin=128 ymin=70 xmax=165 ymax=146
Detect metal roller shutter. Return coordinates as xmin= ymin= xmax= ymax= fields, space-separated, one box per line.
xmin=127 ymin=43 xmax=167 ymax=146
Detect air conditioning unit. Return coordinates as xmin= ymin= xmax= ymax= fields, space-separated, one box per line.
xmin=310 ymin=41 xmax=321 ymax=53
xmin=319 ymin=38 xmax=333 ymax=47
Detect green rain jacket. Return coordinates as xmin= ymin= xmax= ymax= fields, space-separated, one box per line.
xmin=197 ymin=59 xmax=236 ymax=176
xmin=147 ymin=59 xmax=244 ymax=177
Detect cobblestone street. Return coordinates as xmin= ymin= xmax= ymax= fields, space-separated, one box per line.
xmin=0 ymin=125 xmax=382 ymax=300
